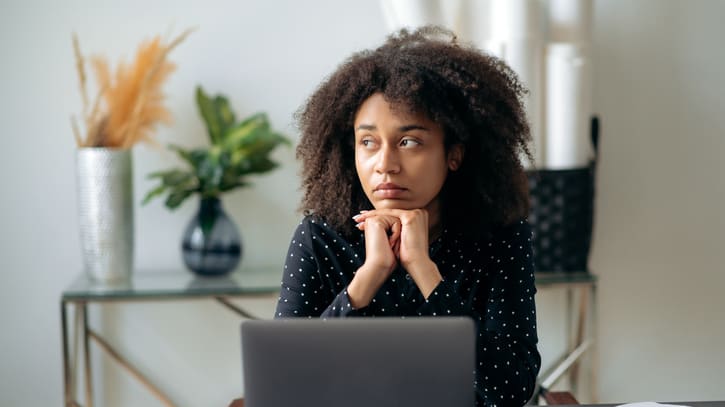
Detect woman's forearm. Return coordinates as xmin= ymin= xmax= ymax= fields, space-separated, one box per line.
xmin=347 ymin=263 xmax=388 ymax=308
xmin=405 ymin=258 xmax=443 ymax=299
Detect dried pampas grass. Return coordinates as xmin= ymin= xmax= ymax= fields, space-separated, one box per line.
xmin=72 ymin=29 xmax=193 ymax=148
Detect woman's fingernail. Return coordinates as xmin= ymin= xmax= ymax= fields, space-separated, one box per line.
xmin=352 ymin=214 xmax=361 ymax=220
xmin=359 ymin=210 xmax=368 ymax=213
xmin=355 ymin=222 xmax=364 ymax=228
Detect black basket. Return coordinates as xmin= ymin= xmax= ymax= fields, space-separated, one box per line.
xmin=527 ymin=166 xmax=595 ymax=273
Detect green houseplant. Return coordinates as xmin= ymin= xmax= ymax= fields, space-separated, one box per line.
xmin=144 ymin=86 xmax=289 ymax=275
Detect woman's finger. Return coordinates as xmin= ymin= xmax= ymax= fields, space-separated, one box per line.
xmin=389 ymin=220 xmax=401 ymax=246
xmin=352 ymin=212 xmax=370 ymax=223
xmin=354 ymin=208 xmax=429 ymax=226
xmin=352 ymin=209 xmax=403 ymax=223
xmin=354 ymin=213 xmax=399 ymax=231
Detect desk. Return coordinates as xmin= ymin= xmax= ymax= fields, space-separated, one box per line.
xmin=535 ymin=272 xmax=598 ymax=403
xmin=60 ymin=268 xmax=280 ymax=407
xmin=560 ymin=403 xmax=725 ymax=407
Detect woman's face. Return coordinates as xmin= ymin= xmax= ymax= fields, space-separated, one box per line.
xmin=353 ymin=93 xmax=462 ymax=218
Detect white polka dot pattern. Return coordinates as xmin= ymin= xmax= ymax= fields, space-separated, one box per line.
xmin=275 ymin=216 xmax=541 ymax=406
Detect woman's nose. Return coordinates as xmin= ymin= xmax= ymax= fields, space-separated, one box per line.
xmin=374 ymin=145 xmax=401 ymax=174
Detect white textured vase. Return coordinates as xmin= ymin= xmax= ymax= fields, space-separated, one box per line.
xmin=76 ymin=148 xmax=134 ymax=283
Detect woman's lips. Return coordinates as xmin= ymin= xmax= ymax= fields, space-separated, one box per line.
xmin=374 ymin=182 xmax=407 ymax=199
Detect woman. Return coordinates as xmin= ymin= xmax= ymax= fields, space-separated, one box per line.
xmin=276 ymin=26 xmax=541 ymax=406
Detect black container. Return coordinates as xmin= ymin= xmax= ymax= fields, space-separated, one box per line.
xmin=182 ymin=197 xmax=242 ymax=276
xmin=527 ymin=166 xmax=594 ymax=273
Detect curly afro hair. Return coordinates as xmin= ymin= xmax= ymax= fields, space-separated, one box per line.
xmin=296 ymin=26 xmax=532 ymax=239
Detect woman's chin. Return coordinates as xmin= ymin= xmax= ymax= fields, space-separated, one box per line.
xmin=371 ymin=200 xmax=417 ymax=210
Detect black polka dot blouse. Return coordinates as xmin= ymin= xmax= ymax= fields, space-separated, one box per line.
xmin=275 ymin=216 xmax=541 ymax=406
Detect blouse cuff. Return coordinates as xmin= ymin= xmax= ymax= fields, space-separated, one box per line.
xmin=321 ymin=287 xmax=367 ymax=318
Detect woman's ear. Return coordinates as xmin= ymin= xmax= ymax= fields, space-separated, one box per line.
xmin=447 ymin=144 xmax=465 ymax=171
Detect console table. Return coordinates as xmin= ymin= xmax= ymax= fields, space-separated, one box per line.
xmin=535 ymin=271 xmax=598 ymax=404
xmin=60 ymin=269 xmax=596 ymax=407
xmin=60 ymin=268 xmax=280 ymax=407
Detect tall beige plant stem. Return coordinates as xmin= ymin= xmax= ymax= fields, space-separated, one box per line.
xmin=119 ymin=27 xmax=196 ymax=149
xmin=71 ymin=116 xmax=83 ymax=147
xmin=72 ymin=33 xmax=90 ymax=147
xmin=72 ymin=33 xmax=89 ymax=115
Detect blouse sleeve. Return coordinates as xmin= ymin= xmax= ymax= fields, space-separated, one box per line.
xmin=274 ymin=220 xmax=364 ymax=318
xmin=416 ymin=220 xmax=541 ymax=406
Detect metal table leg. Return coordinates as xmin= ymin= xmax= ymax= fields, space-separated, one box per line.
xmin=62 ymin=300 xmax=83 ymax=407
xmin=60 ymin=293 xmax=273 ymax=406
xmin=215 ymin=296 xmax=261 ymax=319
xmin=536 ymin=281 xmax=597 ymax=403
xmin=61 ymin=300 xmax=70 ymax=407
xmin=590 ymin=283 xmax=599 ymax=402
xmin=88 ymin=328 xmax=176 ymax=407
xmin=82 ymin=302 xmax=93 ymax=407
xmin=570 ymin=284 xmax=590 ymax=392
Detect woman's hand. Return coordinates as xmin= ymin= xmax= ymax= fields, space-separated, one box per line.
xmin=355 ymin=209 xmax=428 ymax=269
xmin=354 ymin=209 xmax=442 ymax=298
xmin=358 ymin=213 xmax=401 ymax=271
xmin=347 ymin=213 xmax=401 ymax=308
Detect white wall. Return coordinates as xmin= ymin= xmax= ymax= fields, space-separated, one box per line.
xmin=0 ymin=0 xmax=723 ymax=406
xmin=590 ymin=0 xmax=725 ymax=401
xmin=0 ymin=1 xmax=387 ymax=406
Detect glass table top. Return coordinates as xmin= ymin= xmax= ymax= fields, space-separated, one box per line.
xmin=62 ymin=267 xmax=595 ymax=302
xmin=62 ymin=266 xmax=282 ymax=301
xmin=534 ymin=271 xmax=597 ymax=286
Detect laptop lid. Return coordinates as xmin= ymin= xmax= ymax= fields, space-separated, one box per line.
xmin=241 ymin=317 xmax=475 ymax=407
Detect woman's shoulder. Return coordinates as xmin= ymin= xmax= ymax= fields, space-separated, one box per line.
xmin=480 ymin=218 xmax=533 ymax=256
xmin=294 ymin=214 xmax=360 ymax=245
xmin=493 ymin=218 xmax=532 ymax=236
xmin=459 ymin=218 xmax=532 ymax=248
xmin=297 ymin=214 xmax=336 ymax=232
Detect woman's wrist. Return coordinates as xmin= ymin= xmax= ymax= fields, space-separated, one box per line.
xmin=406 ymin=258 xmax=443 ymax=299
xmin=346 ymin=278 xmax=369 ymax=309
xmin=347 ymin=263 xmax=386 ymax=308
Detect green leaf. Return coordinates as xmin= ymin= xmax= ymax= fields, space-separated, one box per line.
xmin=223 ymin=113 xmax=269 ymax=148
xmin=159 ymin=87 xmax=292 ymax=200
xmin=275 ymin=132 xmax=292 ymax=146
xmin=168 ymin=144 xmax=195 ymax=167
xmin=188 ymin=149 xmax=210 ymax=169
xmin=218 ymin=150 xmax=232 ymax=168
xmin=218 ymin=164 xmax=246 ymax=191
xmin=240 ymin=132 xmax=289 ymax=159
xmin=219 ymin=180 xmax=249 ymax=192
xmin=141 ymin=184 xmax=167 ymax=205
xmin=165 ymin=188 xmax=194 ymax=209
xmin=214 ymin=95 xmax=236 ymax=132
xmin=162 ymin=170 xmax=194 ymax=187
xmin=196 ymin=86 xmax=222 ymax=144
xmin=248 ymin=156 xmax=278 ymax=174
xmin=196 ymin=151 xmax=224 ymax=195
xmin=146 ymin=169 xmax=175 ymax=179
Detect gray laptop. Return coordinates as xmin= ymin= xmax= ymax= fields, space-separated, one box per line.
xmin=241 ymin=317 xmax=475 ymax=407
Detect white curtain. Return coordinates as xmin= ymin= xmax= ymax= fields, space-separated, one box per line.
xmin=378 ymin=0 xmax=594 ymax=170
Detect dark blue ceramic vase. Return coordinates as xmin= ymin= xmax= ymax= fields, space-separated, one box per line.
xmin=181 ymin=197 xmax=241 ymax=276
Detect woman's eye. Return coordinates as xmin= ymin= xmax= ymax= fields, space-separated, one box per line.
xmin=360 ymin=139 xmax=375 ymax=148
xmin=400 ymin=138 xmax=420 ymax=147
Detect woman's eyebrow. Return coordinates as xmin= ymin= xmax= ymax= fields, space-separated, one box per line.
xmin=399 ymin=124 xmax=429 ymax=132
xmin=354 ymin=124 xmax=429 ymax=132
